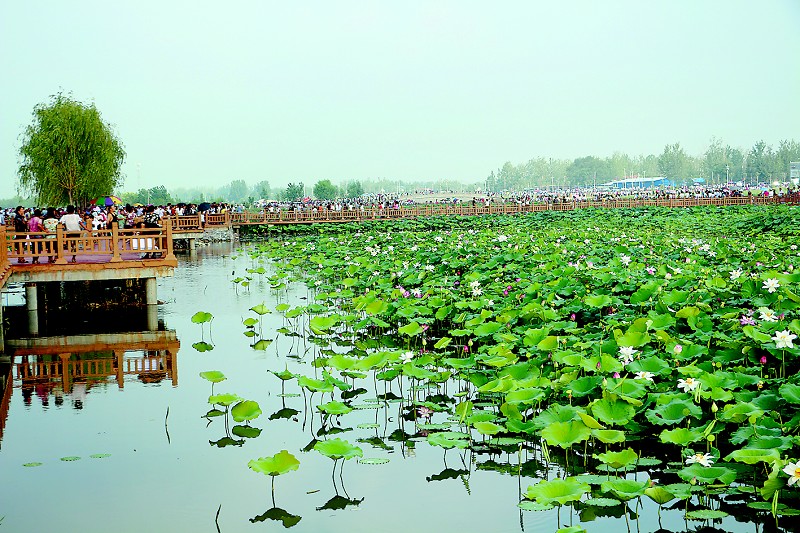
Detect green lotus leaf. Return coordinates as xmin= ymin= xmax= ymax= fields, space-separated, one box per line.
xmin=677 ymin=463 xmax=737 ymax=485
xmin=253 ymin=339 xmax=273 ymax=350
xmin=297 ymin=375 xmax=334 ymax=393
xmin=644 ymin=486 xmax=675 ymax=505
xmin=779 ymin=383 xmax=800 ymax=404
xmin=686 ymin=509 xmax=730 ymax=520
xmin=191 ymin=311 xmax=213 ymax=324
xmin=208 ymin=393 xmax=241 ymax=406
xmin=600 ymin=478 xmax=648 ymax=501
xmin=474 ymin=321 xmax=504 ymax=337
xmin=525 ymin=477 xmax=590 ymax=506
xmin=309 ymin=315 xmax=340 ymax=334
xmin=645 ymin=399 xmax=702 ymax=425
xmin=591 ymin=399 xmax=635 ymax=426
xmin=317 ymin=401 xmax=353 ymax=415
xmin=242 ymin=317 xmax=258 ymax=327
xmin=199 ymin=371 xmax=226 ymax=384
xmin=248 ymin=450 xmax=300 ymax=476
xmin=398 ymin=321 xmax=424 ymax=336
xmin=433 ymin=337 xmax=452 ymax=349
xmin=506 ymin=388 xmax=546 ymax=405
xmin=585 ymin=294 xmax=612 ymax=308
xmin=473 ymin=421 xmax=505 ymax=436
xmin=518 ymin=501 xmax=555 ymax=511
xmin=659 ymin=427 xmax=703 ymax=446
xmin=427 ymin=431 xmax=471 ymax=449
xmin=595 ymin=448 xmax=638 ymax=469
xmin=724 ymin=448 xmax=780 ymax=465
xmin=592 ymin=429 xmax=626 ymax=444
xmin=313 ymin=438 xmax=363 ymax=461
xmin=231 ymin=400 xmax=262 ymax=422
xmin=541 ymin=420 xmax=591 ymax=449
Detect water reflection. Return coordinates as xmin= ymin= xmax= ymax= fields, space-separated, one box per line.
xmin=0 ymin=318 xmax=179 ymax=446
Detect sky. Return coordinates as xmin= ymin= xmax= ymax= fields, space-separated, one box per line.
xmin=1 ymin=0 xmax=798 ymax=197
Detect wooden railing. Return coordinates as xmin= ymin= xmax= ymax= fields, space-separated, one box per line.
xmin=2 ymin=222 xmax=175 ymax=265
xmin=216 ymin=194 xmax=785 ymax=225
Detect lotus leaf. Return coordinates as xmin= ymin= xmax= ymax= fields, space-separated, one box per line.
xmin=600 ymin=478 xmax=648 ymax=501
xmin=541 ymin=420 xmax=591 ymax=449
xmin=317 ymin=401 xmax=353 ymax=415
xmin=591 ymin=399 xmax=635 ymax=426
xmin=313 ymin=438 xmax=363 ymax=461
xmin=231 ymin=400 xmax=262 ymax=422
xmin=525 ymin=477 xmax=590 ymax=506
xmin=248 ymin=450 xmax=300 ymax=476
xmin=199 ymin=371 xmax=226 ymax=384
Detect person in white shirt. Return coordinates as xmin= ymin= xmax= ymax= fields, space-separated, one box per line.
xmin=58 ymin=205 xmax=85 ymax=263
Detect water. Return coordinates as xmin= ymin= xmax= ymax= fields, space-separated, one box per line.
xmin=0 ymin=244 xmax=777 ymax=532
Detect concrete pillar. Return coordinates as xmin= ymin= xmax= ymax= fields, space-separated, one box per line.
xmin=146 ymin=302 xmax=158 ymax=331
xmin=27 ymin=309 xmax=39 ymax=336
xmin=0 ymin=304 xmax=5 ymax=349
xmin=188 ymin=238 xmax=196 ymax=251
xmin=25 ymin=283 xmax=38 ymax=312
xmin=145 ymin=278 xmax=157 ymax=305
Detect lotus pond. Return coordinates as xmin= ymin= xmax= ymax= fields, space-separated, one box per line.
xmin=2 ymin=205 xmax=800 ymax=533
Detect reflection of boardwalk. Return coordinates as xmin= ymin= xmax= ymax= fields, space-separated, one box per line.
xmin=0 ymin=330 xmax=179 ymax=445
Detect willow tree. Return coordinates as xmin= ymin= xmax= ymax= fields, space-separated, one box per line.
xmin=18 ymin=93 xmax=125 ymax=205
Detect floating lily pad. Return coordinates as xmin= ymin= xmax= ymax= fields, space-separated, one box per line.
xmin=60 ymin=456 xmax=81 ymax=462
xmin=23 ymin=462 xmax=43 ymax=467
xmin=89 ymin=454 xmax=111 ymax=459
xmin=358 ymin=458 xmax=390 ymax=465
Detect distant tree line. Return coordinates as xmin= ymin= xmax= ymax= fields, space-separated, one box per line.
xmin=486 ymin=138 xmax=800 ymax=191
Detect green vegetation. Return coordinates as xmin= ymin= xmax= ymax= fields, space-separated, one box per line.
xmin=222 ymin=204 xmax=800 ymax=527
xmin=18 ymin=93 xmax=125 ymax=205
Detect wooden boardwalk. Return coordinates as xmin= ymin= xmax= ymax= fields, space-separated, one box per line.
xmin=2 ymin=194 xmax=798 ymax=292
xmin=169 ymin=194 xmax=794 ymax=230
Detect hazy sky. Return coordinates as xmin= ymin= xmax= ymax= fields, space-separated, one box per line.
xmin=1 ymin=1 xmax=798 ymax=197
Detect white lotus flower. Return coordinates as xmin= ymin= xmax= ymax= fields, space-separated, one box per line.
xmin=759 ymin=308 xmax=778 ymax=322
xmin=763 ymin=278 xmax=780 ymax=293
xmin=783 ymin=461 xmax=800 ymax=486
xmin=730 ymin=269 xmax=743 ymax=280
xmin=634 ymin=371 xmax=655 ymax=382
xmin=677 ymin=377 xmax=700 ymax=392
xmin=400 ymin=351 xmax=414 ymax=363
xmin=618 ymin=346 xmax=638 ymax=365
xmin=620 ymin=254 xmax=631 ymax=266
xmin=685 ymin=453 xmax=714 ymax=467
xmin=773 ymin=330 xmax=797 ymax=349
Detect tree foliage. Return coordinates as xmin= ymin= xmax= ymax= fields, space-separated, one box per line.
xmin=346 ymin=180 xmax=364 ymax=198
xmin=18 ymin=93 xmax=125 ymax=205
xmin=284 ymin=182 xmax=304 ymax=201
xmin=313 ymin=179 xmax=339 ymax=200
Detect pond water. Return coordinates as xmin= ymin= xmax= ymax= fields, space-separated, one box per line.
xmin=0 ymin=244 xmax=786 ymax=532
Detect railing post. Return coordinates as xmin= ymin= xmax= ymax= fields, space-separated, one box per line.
xmin=55 ymin=225 xmax=67 ymax=264
xmin=110 ymin=224 xmax=122 ymax=262
xmin=164 ymin=217 xmax=176 ymax=261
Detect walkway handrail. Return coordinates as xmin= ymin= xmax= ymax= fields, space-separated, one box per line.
xmin=2 ymin=222 xmax=175 ymax=266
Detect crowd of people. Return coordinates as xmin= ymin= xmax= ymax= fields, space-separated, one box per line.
xmin=3 ymin=185 xmax=796 ymax=257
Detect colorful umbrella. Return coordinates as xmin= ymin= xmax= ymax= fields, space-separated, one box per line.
xmin=91 ymin=195 xmax=123 ymax=206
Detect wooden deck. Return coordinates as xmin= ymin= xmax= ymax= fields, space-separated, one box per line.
xmin=0 ymin=224 xmax=177 ymax=291
xmin=165 ymin=194 xmax=795 ymax=230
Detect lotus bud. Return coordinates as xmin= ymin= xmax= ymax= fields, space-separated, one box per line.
xmin=711 ymin=402 xmax=718 ymax=413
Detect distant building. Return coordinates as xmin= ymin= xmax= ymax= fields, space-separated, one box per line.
xmin=604 ymin=176 xmax=673 ymax=189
